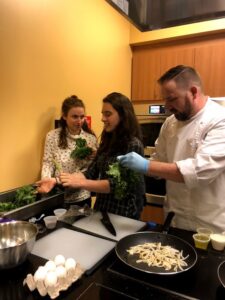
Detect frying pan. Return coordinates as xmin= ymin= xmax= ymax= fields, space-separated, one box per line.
xmin=218 ymin=260 xmax=225 ymax=288
xmin=115 ymin=212 xmax=197 ymax=275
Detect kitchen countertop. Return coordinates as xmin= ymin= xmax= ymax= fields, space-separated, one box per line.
xmin=1 ymin=219 xmax=225 ymax=300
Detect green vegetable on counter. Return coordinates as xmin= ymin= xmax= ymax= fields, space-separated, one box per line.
xmin=0 ymin=185 xmax=36 ymax=213
xmin=0 ymin=202 xmax=17 ymax=212
xmin=14 ymin=185 xmax=36 ymax=207
xmin=106 ymin=162 xmax=140 ymax=200
xmin=70 ymin=138 xmax=92 ymax=160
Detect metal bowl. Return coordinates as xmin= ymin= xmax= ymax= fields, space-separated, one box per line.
xmin=0 ymin=220 xmax=38 ymax=269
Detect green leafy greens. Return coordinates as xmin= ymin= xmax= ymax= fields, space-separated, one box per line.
xmin=106 ymin=162 xmax=140 ymax=200
xmin=70 ymin=138 xmax=93 ymax=160
xmin=0 ymin=185 xmax=36 ymax=213
xmin=52 ymin=159 xmax=62 ymax=172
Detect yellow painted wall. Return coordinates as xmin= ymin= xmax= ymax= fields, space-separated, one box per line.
xmin=130 ymin=17 xmax=225 ymax=45
xmin=0 ymin=0 xmax=131 ymax=192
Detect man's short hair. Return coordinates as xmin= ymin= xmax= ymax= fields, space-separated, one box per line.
xmin=158 ymin=65 xmax=203 ymax=90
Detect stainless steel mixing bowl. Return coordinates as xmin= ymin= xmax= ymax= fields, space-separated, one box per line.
xmin=0 ymin=220 xmax=38 ymax=269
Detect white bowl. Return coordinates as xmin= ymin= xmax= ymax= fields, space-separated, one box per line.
xmin=44 ymin=216 xmax=57 ymax=229
xmin=53 ymin=208 xmax=67 ymax=219
xmin=210 ymin=234 xmax=225 ymax=251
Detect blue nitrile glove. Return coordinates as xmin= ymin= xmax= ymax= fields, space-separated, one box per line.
xmin=117 ymin=152 xmax=149 ymax=174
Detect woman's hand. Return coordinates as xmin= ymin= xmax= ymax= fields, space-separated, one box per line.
xmin=36 ymin=178 xmax=56 ymax=193
xmin=60 ymin=172 xmax=85 ymax=188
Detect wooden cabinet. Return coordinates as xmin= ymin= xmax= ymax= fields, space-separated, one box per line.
xmin=160 ymin=46 xmax=195 ymax=78
xmin=140 ymin=204 xmax=164 ymax=224
xmin=131 ymin=42 xmax=195 ymax=101
xmin=131 ymin=47 xmax=161 ymax=100
xmin=195 ymin=42 xmax=225 ymax=96
xmin=131 ymin=33 xmax=225 ymax=101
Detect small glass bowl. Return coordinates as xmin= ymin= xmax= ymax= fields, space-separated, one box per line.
xmin=193 ymin=233 xmax=210 ymax=250
xmin=53 ymin=208 xmax=67 ymax=219
xmin=197 ymin=227 xmax=213 ymax=238
xmin=44 ymin=216 xmax=57 ymax=229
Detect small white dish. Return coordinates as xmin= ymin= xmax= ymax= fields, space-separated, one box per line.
xmin=53 ymin=208 xmax=67 ymax=219
xmin=44 ymin=216 xmax=57 ymax=229
xmin=210 ymin=234 xmax=225 ymax=251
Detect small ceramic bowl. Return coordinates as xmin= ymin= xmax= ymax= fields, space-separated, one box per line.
xmin=210 ymin=234 xmax=225 ymax=251
xmin=197 ymin=227 xmax=213 ymax=238
xmin=53 ymin=208 xmax=67 ymax=219
xmin=193 ymin=233 xmax=210 ymax=250
xmin=44 ymin=216 xmax=57 ymax=229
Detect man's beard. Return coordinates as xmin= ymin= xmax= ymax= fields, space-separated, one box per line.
xmin=172 ymin=101 xmax=192 ymax=121
xmin=174 ymin=111 xmax=190 ymax=121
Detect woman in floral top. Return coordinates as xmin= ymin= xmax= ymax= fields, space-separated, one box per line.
xmin=36 ymin=95 xmax=98 ymax=206
xmin=60 ymin=92 xmax=145 ymax=219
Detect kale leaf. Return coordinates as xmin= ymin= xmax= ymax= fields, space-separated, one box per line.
xmin=14 ymin=185 xmax=36 ymax=207
xmin=106 ymin=162 xmax=140 ymax=200
xmin=0 ymin=185 xmax=36 ymax=213
xmin=70 ymin=138 xmax=93 ymax=160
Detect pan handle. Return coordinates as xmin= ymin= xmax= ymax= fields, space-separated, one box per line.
xmin=161 ymin=211 xmax=175 ymax=234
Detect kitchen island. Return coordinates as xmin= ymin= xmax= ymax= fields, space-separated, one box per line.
xmin=1 ymin=218 xmax=225 ymax=300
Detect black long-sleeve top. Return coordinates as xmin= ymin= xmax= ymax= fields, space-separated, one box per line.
xmin=84 ymin=137 xmax=146 ymax=219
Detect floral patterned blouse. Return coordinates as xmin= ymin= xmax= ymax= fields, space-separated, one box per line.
xmin=41 ymin=128 xmax=98 ymax=203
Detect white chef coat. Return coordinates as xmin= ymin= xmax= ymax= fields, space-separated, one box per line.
xmin=151 ymin=98 xmax=225 ymax=232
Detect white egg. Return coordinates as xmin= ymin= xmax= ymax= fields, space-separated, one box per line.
xmin=54 ymin=254 xmax=66 ymax=266
xmin=34 ymin=266 xmax=48 ymax=282
xmin=65 ymin=258 xmax=76 ymax=271
xmin=44 ymin=271 xmax=58 ymax=287
xmin=45 ymin=260 xmax=56 ymax=272
xmin=55 ymin=265 xmax=67 ymax=279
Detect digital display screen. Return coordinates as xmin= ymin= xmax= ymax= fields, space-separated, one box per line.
xmin=150 ymin=105 xmax=160 ymax=114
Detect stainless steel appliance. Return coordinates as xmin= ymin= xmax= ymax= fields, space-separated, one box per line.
xmin=134 ymin=103 xmax=170 ymax=156
xmin=133 ymin=103 xmax=169 ymax=206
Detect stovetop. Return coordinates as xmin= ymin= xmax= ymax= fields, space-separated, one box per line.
xmin=101 ymin=243 xmax=225 ymax=300
xmin=77 ymin=281 xmax=192 ymax=300
xmin=70 ymin=226 xmax=225 ymax=300
xmin=106 ymin=259 xmax=198 ymax=300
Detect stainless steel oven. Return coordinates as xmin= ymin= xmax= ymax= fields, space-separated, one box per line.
xmin=133 ymin=103 xmax=170 ymax=206
xmin=133 ymin=102 xmax=170 ymax=152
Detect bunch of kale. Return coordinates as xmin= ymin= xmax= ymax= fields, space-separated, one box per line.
xmin=70 ymin=138 xmax=92 ymax=160
xmin=106 ymin=162 xmax=140 ymax=200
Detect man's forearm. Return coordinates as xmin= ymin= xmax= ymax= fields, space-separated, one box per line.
xmin=147 ymin=160 xmax=184 ymax=182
